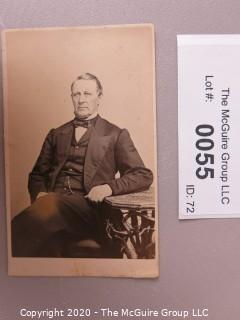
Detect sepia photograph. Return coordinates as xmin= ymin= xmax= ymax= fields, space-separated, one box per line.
xmin=2 ymin=24 xmax=158 ymax=277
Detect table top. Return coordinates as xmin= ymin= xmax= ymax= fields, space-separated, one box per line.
xmin=104 ymin=187 xmax=155 ymax=210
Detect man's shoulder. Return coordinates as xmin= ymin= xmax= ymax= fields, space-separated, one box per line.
xmin=97 ymin=116 xmax=122 ymax=133
xmin=49 ymin=121 xmax=73 ymax=134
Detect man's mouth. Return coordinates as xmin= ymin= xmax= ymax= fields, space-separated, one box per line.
xmin=77 ymin=106 xmax=88 ymax=110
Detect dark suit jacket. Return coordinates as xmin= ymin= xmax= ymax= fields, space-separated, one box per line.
xmin=28 ymin=116 xmax=153 ymax=202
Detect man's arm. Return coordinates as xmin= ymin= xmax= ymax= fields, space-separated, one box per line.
xmin=28 ymin=129 xmax=55 ymax=202
xmin=86 ymin=128 xmax=153 ymax=202
xmin=107 ymin=128 xmax=153 ymax=195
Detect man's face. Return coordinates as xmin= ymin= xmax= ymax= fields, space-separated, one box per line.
xmin=71 ymin=79 xmax=101 ymax=119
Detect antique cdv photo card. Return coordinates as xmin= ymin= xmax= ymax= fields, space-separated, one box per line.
xmin=2 ymin=24 xmax=158 ymax=277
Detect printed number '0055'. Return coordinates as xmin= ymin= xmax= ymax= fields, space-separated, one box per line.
xmin=195 ymin=124 xmax=214 ymax=179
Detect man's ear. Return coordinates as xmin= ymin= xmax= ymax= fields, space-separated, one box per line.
xmin=97 ymin=94 xmax=102 ymax=105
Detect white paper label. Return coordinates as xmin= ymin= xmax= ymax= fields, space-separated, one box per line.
xmin=178 ymin=35 xmax=240 ymax=218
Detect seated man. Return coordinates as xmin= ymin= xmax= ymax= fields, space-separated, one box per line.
xmin=11 ymin=73 xmax=153 ymax=257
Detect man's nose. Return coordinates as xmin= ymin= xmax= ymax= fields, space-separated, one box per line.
xmin=78 ymin=94 xmax=86 ymax=104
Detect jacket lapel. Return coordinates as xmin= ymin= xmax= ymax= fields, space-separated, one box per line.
xmin=50 ymin=123 xmax=73 ymax=190
xmin=58 ymin=124 xmax=73 ymax=162
xmin=84 ymin=116 xmax=111 ymax=190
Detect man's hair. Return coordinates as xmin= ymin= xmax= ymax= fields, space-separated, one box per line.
xmin=71 ymin=73 xmax=103 ymax=97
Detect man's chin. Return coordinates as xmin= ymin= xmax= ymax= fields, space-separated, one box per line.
xmin=74 ymin=112 xmax=90 ymax=119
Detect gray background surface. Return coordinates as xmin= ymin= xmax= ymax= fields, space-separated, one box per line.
xmin=0 ymin=1 xmax=240 ymax=319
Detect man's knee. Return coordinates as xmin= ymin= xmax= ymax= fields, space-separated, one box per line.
xmin=13 ymin=192 xmax=64 ymax=227
xmin=30 ymin=192 xmax=61 ymax=221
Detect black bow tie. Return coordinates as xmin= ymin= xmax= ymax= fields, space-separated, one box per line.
xmin=73 ymin=118 xmax=94 ymax=129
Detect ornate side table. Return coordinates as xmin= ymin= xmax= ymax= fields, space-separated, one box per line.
xmin=104 ymin=188 xmax=156 ymax=259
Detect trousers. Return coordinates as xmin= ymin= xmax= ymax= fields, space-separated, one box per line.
xmin=11 ymin=191 xmax=103 ymax=257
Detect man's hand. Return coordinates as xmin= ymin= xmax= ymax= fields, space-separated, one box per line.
xmin=85 ymin=184 xmax=112 ymax=203
xmin=36 ymin=192 xmax=48 ymax=200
